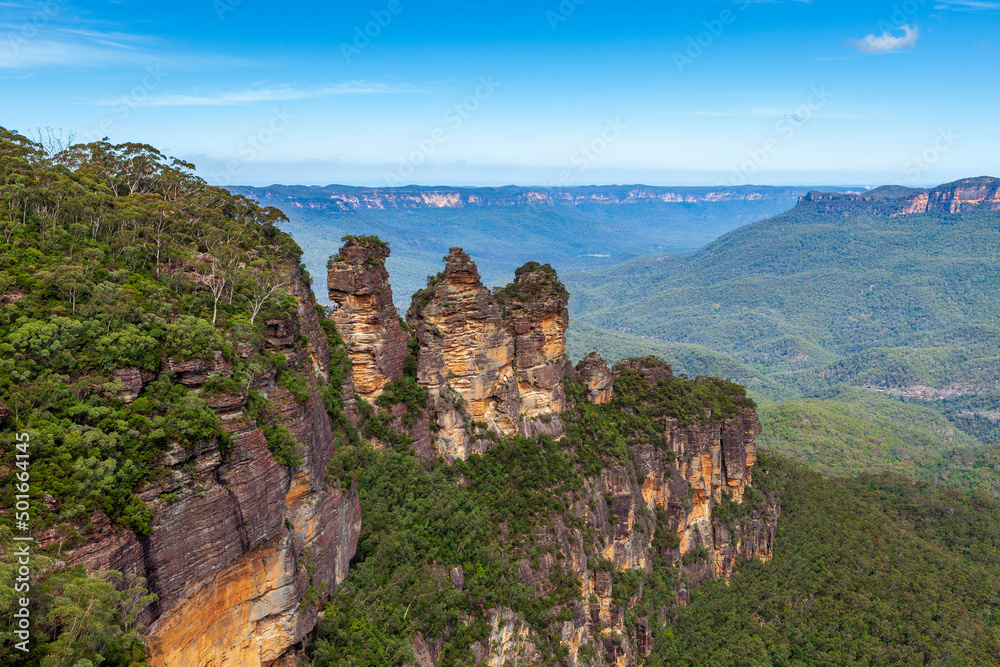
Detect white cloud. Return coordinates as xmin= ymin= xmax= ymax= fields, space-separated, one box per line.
xmin=98 ymin=82 xmax=422 ymax=107
xmin=846 ymin=24 xmax=920 ymax=54
xmin=934 ymin=0 xmax=1000 ymax=10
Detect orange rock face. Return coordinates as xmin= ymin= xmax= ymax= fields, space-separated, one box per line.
xmin=577 ymin=354 xmax=619 ymax=405
xmin=327 ymin=238 xmax=409 ymax=402
xmin=405 ymin=249 xmax=571 ymax=460
xmin=39 ymin=263 xmax=362 ymax=667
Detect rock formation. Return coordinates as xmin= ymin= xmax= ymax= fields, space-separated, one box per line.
xmin=404 ymin=248 xmax=571 ymax=460
xmin=327 ymin=236 xmax=409 ymax=402
xmin=37 ymin=263 xmax=361 ymax=667
xmin=322 ymin=242 xmax=779 ymax=665
xmin=577 ymin=354 xmax=618 ymax=405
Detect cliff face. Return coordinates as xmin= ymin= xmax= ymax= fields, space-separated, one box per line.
xmin=539 ymin=358 xmax=776 ymax=666
xmin=802 ymin=177 xmax=1000 ymax=216
xmin=38 ymin=264 xmax=361 ymax=667
xmin=393 ymin=357 xmax=777 ymax=667
xmin=404 ymin=248 xmax=571 ymax=460
xmin=326 ymin=245 xmax=779 ymax=666
xmin=327 ymin=237 xmax=409 ymax=402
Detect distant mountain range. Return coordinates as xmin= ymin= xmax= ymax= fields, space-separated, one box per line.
xmin=235 ymin=183 xmax=822 ymax=210
xmin=565 ymin=176 xmax=1000 ymax=487
xmin=230 ymin=183 xmax=830 ymax=306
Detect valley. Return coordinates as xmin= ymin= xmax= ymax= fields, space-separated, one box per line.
xmin=2 ymin=129 xmax=1000 ymax=666
xmin=229 ymin=183 xmax=816 ymax=307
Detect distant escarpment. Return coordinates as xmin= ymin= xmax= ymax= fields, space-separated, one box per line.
xmin=235 ymin=184 xmax=813 ymax=212
xmin=322 ymin=238 xmax=779 ymax=666
xmin=802 ymin=176 xmax=1000 ymax=216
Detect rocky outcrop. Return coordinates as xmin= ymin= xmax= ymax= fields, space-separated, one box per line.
xmin=327 ymin=237 xmax=409 ymax=402
xmin=404 ymin=249 xmax=571 ymax=460
xmin=38 ymin=263 xmax=361 ymax=667
xmin=801 ymin=176 xmax=1000 ymax=216
xmin=482 ymin=357 xmax=776 ymax=667
xmin=320 ymin=239 xmax=778 ymax=666
xmin=577 ymin=355 xmax=618 ymax=405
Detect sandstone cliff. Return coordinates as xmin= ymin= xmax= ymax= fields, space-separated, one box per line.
xmin=405 ymin=248 xmax=571 ymax=461
xmin=37 ymin=262 xmax=361 ymax=667
xmin=801 ymin=176 xmax=1000 ymax=216
xmin=509 ymin=357 xmax=777 ymax=666
xmin=327 ymin=236 xmax=409 ymax=402
xmin=325 ymin=243 xmax=779 ymax=666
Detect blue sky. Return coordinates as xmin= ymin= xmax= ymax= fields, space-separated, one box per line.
xmin=1 ymin=0 xmax=998 ymax=186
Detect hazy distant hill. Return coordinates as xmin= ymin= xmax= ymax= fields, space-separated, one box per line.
xmin=566 ymin=177 xmax=1000 ymax=482
xmin=230 ymin=183 xmax=817 ymax=305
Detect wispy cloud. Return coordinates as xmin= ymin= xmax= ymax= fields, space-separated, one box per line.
xmin=659 ymin=107 xmax=873 ymax=120
xmin=845 ymin=24 xmax=920 ymax=53
xmin=934 ymin=0 xmax=1000 ymax=10
xmin=98 ymin=82 xmax=423 ymax=107
xmin=1 ymin=15 xmax=252 ymax=71
xmin=0 ymin=24 xmax=156 ymax=69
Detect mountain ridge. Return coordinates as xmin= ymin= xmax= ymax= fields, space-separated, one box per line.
xmin=235 ymin=184 xmax=822 ymax=211
xmin=802 ymin=175 xmax=1000 ymax=216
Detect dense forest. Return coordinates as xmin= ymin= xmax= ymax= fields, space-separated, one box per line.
xmin=565 ymin=197 xmax=1000 ymax=489
xmin=2 ymin=128 xmax=1000 ymax=667
xmin=0 ymin=127 xmax=316 ymax=664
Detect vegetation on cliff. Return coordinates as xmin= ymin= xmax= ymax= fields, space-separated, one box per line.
xmin=565 ymin=197 xmax=1000 ymax=491
xmin=315 ymin=360 xmax=763 ymax=666
xmin=651 ymin=456 xmax=1000 ymax=665
xmin=0 ymin=127 xmax=324 ymax=664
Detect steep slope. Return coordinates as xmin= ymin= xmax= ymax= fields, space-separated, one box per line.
xmin=566 ymin=177 xmax=1000 ymax=482
xmin=315 ymin=240 xmax=778 ymax=666
xmin=0 ymin=130 xmax=361 ymax=667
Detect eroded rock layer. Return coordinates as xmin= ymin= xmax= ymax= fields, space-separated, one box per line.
xmin=327 ymin=237 xmax=409 ymax=402
xmin=404 ymin=249 xmax=571 ymax=460
xmin=38 ymin=263 xmax=361 ymax=667
xmin=496 ymin=359 xmax=777 ymax=666
xmin=802 ymin=176 xmax=1000 ymax=216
